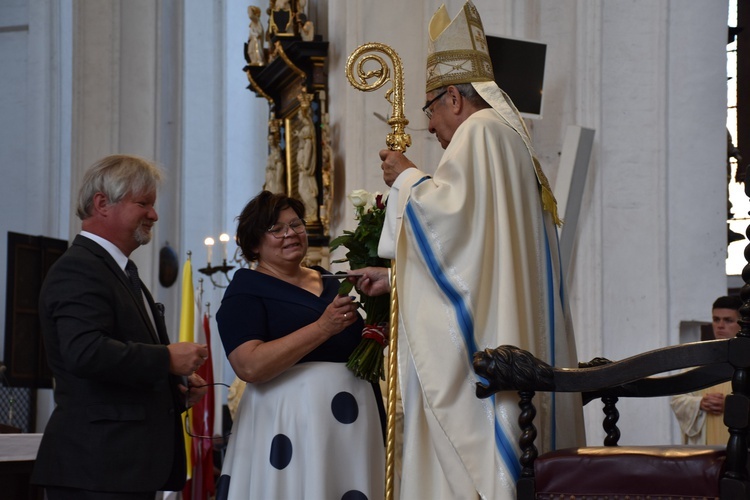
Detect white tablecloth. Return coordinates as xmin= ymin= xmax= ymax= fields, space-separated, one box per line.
xmin=0 ymin=433 xmax=43 ymax=462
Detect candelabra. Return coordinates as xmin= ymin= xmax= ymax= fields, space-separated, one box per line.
xmin=197 ymin=260 xmax=235 ymax=288
xmin=197 ymin=234 xmax=236 ymax=288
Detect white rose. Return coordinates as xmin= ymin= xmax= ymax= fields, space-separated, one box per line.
xmin=348 ymin=189 xmax=370 ymax=208
xmin=364 ymin=191 xmax=378 ymax=211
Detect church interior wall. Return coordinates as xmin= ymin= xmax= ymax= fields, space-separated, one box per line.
xmin=0 ymin=0 xmax=734 ymax=449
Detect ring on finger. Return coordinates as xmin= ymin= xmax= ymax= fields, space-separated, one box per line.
xmin=344 ymin=312 xmax=349 ymax=319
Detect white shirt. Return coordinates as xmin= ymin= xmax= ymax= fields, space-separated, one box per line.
xmin=80 ymin=231 xmax=155 ymax=327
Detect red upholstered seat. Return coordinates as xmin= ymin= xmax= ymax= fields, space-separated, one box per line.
xmin=472 ymin=340 xmax=750 ymax=500
xmin=534 ymin=446 xmax=725 ymax=498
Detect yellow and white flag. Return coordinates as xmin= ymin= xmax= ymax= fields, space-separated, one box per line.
xmin=179 ymin=257 xmax=195 ymax=480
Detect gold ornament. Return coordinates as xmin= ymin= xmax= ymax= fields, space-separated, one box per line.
xmin=345 ymin=42 xmax=410 ymax=500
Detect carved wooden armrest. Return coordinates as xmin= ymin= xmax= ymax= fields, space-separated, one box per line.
xmin=474 ymin=338 xmax=746 ymax=399
xmin=472 ymin=337 xmax=750 ymax=487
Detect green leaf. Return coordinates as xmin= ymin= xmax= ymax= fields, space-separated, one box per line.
xmin=338 ymin=280 xmax=355 ymax=295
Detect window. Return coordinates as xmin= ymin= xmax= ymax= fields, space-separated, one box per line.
xmin=726 ymin=0 xmax=747 ymax=275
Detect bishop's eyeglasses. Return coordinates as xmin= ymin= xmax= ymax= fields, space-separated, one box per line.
xmin=267 ymin=218 xmax=307 ymax=239
xmin=422 ymin=90 xmax=448 ymax=119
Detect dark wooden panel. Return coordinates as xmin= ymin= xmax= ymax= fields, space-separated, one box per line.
xmin=4 ymin=232 xmax=67 ymax=389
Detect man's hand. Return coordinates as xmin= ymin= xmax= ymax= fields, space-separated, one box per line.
xmin=179 ymin=372 xmax=209 ymax=408
xmin=700 ymin=392 xmax=725 ymax=415
xmin=351 ymin=267 xmax=391 ymax=296
xmin=167 ymin=342 xmax=209 ymax=376
xmin=380 ymin=149 xmax=416 ymax=187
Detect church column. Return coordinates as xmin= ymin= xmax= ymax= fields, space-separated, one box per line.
xmin=71 ymin=0 xmax=166 ymax=285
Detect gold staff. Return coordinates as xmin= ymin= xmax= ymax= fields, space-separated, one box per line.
xmin=345 ymin=42 xmax=410 ymax=500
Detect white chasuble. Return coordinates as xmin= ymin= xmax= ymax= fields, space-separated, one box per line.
xmin=381 ymin=108 xmax=584 ymax=500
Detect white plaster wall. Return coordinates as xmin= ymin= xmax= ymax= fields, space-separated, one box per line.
xmin=662 ymin=1 xmax=729 ymax=443
xmin=181 ymin=0 xmax=226 ymax=320
xmin=71 ymin=0 xmax=157 ymax=283
xmin=585 ymin=1 xmax=726 ymax=445
xmin=594 ymin=2 xmax=675 ymax=444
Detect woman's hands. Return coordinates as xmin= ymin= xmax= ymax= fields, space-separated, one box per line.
xmin=229 ymin=293 xmax=360 ymax=384
xmin=317 ymin=294 xmax=359 ymax=337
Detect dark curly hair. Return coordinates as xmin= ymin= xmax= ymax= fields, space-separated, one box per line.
xmin=235 ymin=190 xmax=305 ymax=262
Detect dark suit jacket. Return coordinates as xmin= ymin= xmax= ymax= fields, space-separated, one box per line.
xmin=31 ymin=235 xmax=187 ymax=493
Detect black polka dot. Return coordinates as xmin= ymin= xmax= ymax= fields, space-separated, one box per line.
xmin=341 ymin=491 xmax=368 ymax=500
xmin=331 ymin=391 xmax=359 ymax=424
xmin=269 ymin=433 xmax=293 ymax=470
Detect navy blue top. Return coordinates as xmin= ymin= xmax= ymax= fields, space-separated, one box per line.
xmin=216 ymin=266 xmax=364 ymax=362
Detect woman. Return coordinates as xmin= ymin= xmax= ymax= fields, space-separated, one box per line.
xmin=215 ymin=190 xmax=385 ymax=500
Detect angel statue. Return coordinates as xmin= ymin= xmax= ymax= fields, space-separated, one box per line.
xmin=246 ymin=5 xmax=265 ymax=66
xmin=297 ymin=12 xmax=314 ymax=41
xmin=295 ymin=101 xmax=318 ymax=221
xmin=264 ymin=122 xmax=285 ymax=194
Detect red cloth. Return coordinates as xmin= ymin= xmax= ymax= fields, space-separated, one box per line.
xmin=183 ymin=313 xmax=216 ymax=499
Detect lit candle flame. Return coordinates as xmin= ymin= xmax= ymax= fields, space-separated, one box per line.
xmin=220 ymin=233 xmax=230 ymax=261
xmin=204 ymin=237 xmax=215 ymax=265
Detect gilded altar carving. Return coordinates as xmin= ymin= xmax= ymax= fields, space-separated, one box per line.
xmin=319 ymin=90 xmax=333 ymax=236
xmin=243 ymin=4 xmax=329 ymax=247
xmin=246 ymin=6 xmax=265 ymax=66
xmin=263 ymin=119 xmax=284 ymax=194
xmin=286 ymin=92 xmax=318 ymax=223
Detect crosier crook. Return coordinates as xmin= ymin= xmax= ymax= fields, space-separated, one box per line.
xmin=345 ymin=42 xmax=410 ymax=500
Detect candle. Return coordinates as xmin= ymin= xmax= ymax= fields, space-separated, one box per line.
xmin=219 ymin=233 xmax=230 ymax=261
xmin=204 ymin=237 xmax=215 ymax=266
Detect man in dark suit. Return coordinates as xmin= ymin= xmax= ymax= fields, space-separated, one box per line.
xmin=32 ymin=154 xmax=209 ymax=499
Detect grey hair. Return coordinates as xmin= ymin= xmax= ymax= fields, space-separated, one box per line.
xmin=455 ymin=83 xmax=491 ymax=108
xmin=76 ymin=154 xmax=163 ymax=220
xmin=434 ymin=83 xmax=489 ymax=109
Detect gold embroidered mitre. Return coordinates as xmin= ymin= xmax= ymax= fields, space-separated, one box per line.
xmin=426 ymin=1 xmax=563 ymax=225
xmin=426 ymin=1 xmax=494 ymax=93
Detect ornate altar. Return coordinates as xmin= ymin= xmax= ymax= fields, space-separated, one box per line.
xmin=243 ymin=2 xmax=331 ymax=266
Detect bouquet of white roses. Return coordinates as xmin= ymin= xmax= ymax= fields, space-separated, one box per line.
xmin=330 ymin=189 xmax=391 ymax=383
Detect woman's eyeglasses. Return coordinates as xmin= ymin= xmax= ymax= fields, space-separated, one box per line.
xmin=184 ymin=414 xmax=231 ymax=440
xmin=183 ymin=381 xmax=232 ymax=440
xmin=267 ymin=218 xmax=307 ymax=239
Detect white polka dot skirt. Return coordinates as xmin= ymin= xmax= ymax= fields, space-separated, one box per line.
xmin=216 ymin=362 xmax=385 ymax=500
